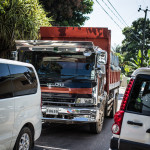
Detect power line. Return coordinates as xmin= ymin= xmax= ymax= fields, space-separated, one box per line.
xmin=102 ymin=0 xmax=141 ymax=42
xmin=95 ymin=0 xmax=122 ymax=30
xmin=101 ymin=0 xmax=126 ymax=27
xmin=106 ymin=0 xmax=128 ymax=26
xmin=105 ymin=0 xmax=141 ymax=42
xmin=95 ymin=0 xmax=140 ymax=43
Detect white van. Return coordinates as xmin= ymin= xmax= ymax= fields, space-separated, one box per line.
xmin=0 ymin=58 xmax=41 ymax=150
xmin=110 ymin=68 xmax=150 ymax=150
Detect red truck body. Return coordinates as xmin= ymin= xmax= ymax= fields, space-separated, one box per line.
xmin=40 ymin=27 xmax=120 ymax=95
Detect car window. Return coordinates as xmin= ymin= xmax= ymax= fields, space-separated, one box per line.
xmin=127 ymin=74 xmax=150 ymax=116
xmin=9 ymin=64 xmax=38 ymax=96
xmin=0 ymin=63 xmax=13 ymax=99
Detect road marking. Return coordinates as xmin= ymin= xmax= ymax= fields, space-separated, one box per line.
xmin=35 ymin=145 xmax=69 ymax=150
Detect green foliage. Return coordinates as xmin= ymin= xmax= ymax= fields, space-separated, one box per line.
xmin=112 ymin=44 xmax=121 ymax=53
xmin=122 ymin=18 xmax=150 ymax=61
xmin=123 ymin=50 xmax=149 ymax=76
xmin=0 ymin=0 xmax=51 ymax=58
xmin=39 ymin=0 xmax=94 ymax=26
xmin=117 ymin=18 xmax=150 ymax=76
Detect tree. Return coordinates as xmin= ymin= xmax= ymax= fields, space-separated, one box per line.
xmin=122 ymin=18 xmax=150 ymax=62
xmin=39 ymin=0 xmax=94 ymax=26
xmin=0 ymin=0 xmax=51 ymax=58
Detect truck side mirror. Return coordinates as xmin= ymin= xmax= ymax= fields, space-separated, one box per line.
xmin=97 ymin=65 xmax=106 ymax=75
xmin=11 ymin=51 xmax=18 ymax=60
xmin=95 ymin=47 xmax=107 ymax=65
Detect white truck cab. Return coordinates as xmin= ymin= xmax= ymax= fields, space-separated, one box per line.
xmin=0 ymin=58 xmax=42 ymax=150
xmin=110 ymin=68 xmax=150 ymax=150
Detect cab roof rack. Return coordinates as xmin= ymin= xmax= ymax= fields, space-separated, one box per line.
xmin=15 ymin=40 xmax=94 ymax=49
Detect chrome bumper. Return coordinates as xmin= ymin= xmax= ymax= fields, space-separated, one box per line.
xmin=42 ymin=106 xmax=98 ymax=124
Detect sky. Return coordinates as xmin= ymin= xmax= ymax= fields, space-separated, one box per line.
xmin=84 ymin=0 xmax=150 ymax=48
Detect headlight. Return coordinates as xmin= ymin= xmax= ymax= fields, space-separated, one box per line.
xmin=76 ymin=98 xmax=94 ymax=104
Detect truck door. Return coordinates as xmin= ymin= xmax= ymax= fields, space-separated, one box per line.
xmin=119 ymin=74 xmax=150 ymax=150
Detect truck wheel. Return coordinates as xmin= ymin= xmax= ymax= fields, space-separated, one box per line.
xmin=109 ymin=95 xmax=118 ymax=118
xmin=90 ymin=106 xmax=104 ymax=134
xmin=14 ymin=127 xmax=33 ymax=150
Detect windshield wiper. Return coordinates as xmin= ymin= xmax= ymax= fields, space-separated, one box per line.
xmin=62 ymin=75 xmax=91 ymax=81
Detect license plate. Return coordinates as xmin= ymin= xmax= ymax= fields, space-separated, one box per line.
xmin=46 ymin=107 xmax=58 ymax=115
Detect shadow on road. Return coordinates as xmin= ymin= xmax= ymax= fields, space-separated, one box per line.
xmin=34 ymin=118 xmax=113 ymax=150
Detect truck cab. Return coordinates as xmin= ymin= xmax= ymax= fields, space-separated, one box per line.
xmin=15 ymin=40 xmax=109 ymax=133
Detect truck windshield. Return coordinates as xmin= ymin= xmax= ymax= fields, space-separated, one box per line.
xmin=20 ymin=51 xmax=95 ymax=81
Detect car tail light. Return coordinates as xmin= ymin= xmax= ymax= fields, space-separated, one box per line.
xmin=112 ymin=110 xmax=124 ymax=135
xmin=120 ymin=79 xmax=134 ymax=111
xmin=112 ymin=79 xmax=134 ymax=135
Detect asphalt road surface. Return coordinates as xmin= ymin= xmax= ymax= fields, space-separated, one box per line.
xmin=34 ymin=87 xmax=126 ymax=150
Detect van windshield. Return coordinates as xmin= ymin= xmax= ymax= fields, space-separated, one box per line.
xmin=127 ymin=74 xmax=150 ymax=116
xmin=20 ymin=51 xmax=95 ymax=81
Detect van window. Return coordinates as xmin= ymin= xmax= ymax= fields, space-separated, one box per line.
xmin=0 ymin=63 xmax=13 ymax=99
xmin=127 ymin=74 xmax=150 ymax=116
xmin=9 ymin=64 xmax=37 ymax=96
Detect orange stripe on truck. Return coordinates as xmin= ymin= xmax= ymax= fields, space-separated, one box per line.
xmin=41 ymin=87 xmax=92 ymax=94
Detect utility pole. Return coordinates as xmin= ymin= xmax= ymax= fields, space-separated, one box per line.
xmin=138 ymin=6 xmax=150 ymax=67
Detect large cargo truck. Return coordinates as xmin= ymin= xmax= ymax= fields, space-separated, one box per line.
xmin=15 ymin=27 xmax=120 ymax=133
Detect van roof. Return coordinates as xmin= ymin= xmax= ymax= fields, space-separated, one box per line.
xmin=132 ymin=67 xmax=150 ymax=77
xmin=0 ymin=58 xmax=33 ymax=68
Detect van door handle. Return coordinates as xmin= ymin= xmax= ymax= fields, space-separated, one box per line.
xmin=146 ymin=129 xmax=150 ymax=133
xmin=127 ymin=121 xmax=143 ymax=126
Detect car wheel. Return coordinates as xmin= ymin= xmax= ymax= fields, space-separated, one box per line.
xmin=14 ymin=127 xmax=33 ymax=150
xmin=90 ymin=105 xmax=104 ymax=134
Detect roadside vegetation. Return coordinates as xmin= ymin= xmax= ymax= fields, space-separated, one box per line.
xmin=0 ymin=0 xmax=51 ymax=58
xmin=114 ymin=18 xmax=150 ymax=77
xmin=39 ymin=0 xmax=94 ymax=26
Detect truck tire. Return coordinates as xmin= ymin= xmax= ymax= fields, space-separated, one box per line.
xmin=90 ymin=105 xmax=104 ymax=134
xmin=14 ymin=127 xmax=33 ymax=150
xmin=109 ymin=94 xmax=118 ymax=118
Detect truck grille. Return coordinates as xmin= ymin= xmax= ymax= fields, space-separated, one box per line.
xmin=42 ymin=93 xmax=75 ymax=104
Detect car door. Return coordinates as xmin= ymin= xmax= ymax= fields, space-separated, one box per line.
xmin=119 ymin=74 xmax=150 ymax=150
xmin=8 ymin=64 xmax=38 ymax=138
xmin=0 ymin=63 xmax=14 ymax=150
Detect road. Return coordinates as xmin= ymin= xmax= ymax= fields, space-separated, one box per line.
xmin=34 ymin=87 xmax=126 ymax=150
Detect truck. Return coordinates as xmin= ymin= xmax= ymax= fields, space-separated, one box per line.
xmin=14 ymin=27 xmax=120 ymax=134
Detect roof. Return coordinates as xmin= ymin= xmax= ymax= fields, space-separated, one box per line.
xmin=15 ymin=40 xmax=94 ymax=50
xmin=132 ymin=67 xmax=150 ymax=77
xmin=0 ymin=58 xmax=33 ymax=68
xmin=15 ymin=40 xmax=108 ymax=55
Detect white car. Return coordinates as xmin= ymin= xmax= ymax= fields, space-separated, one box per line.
xmin=0 ymin=58 xmax=42 ymax=150
xmin=110 ymin=68 xmax=150 ymax=150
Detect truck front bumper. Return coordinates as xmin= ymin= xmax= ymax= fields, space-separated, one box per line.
xmin=42 ymin=106 xmax=98 ymax=124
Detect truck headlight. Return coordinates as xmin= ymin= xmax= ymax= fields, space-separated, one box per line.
xmin=76 ymin=98 xmax=94 ymax=104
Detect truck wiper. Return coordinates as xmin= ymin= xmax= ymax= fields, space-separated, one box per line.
xmin=62 ymin=75 xmax=91 ymax=81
